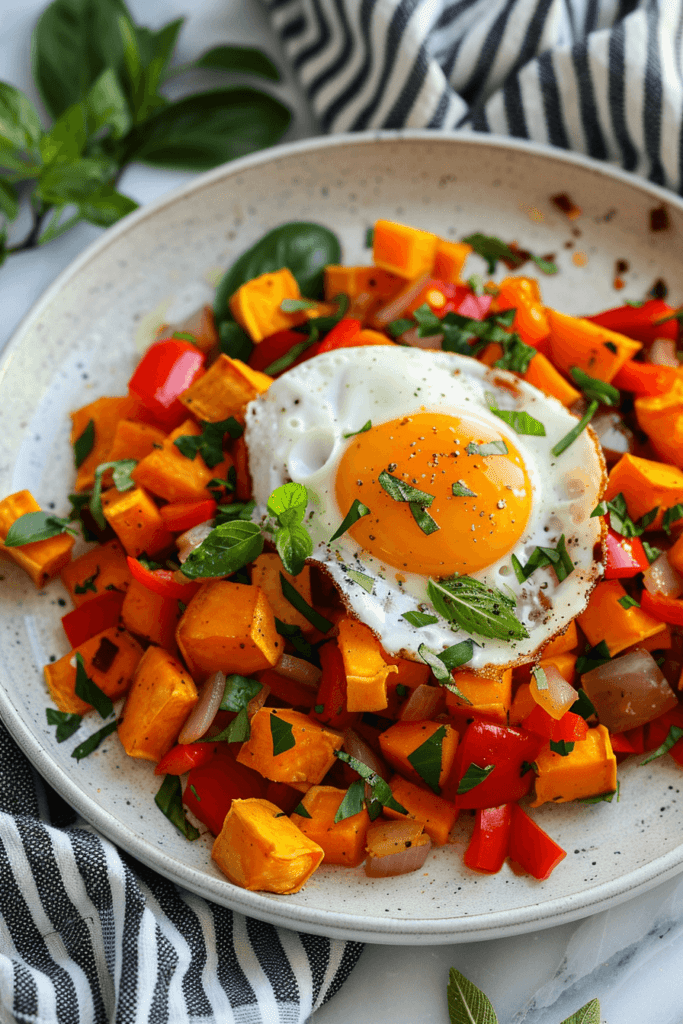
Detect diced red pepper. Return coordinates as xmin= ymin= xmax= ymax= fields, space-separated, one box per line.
xmin=508 ymin=804 xmax=566 ymax=880
xmin=522 ymin=705 xmax=589 ymax=743
xmin=183 ymin=750 xmax=267 ymax=836
xmin=61 ymin=590 xmax=125 ymax=648
xmin=463 ymin=804 xmax=512 ymax=874
xmin=128 ymin=338 xmax=205 ymax=430
xmin=310 ymin=641 xmax=358 ymax=731
xmin=265 ymin=781 xmax=304 ymax=815
xmin=587 ymin=299 xmax=679 ymax=344
xmin=257 ymin=667 xmax=318 ymax=709
xmin=316 ymin=318 xmax=362 ymax=353
xmin=609 ymin=725 xmax=646 ymax=755
xmin=126 ymin=556 xmax=201 ymax=602
xmin=443 ymin=721 xmax=544 ymax=808
xmin=611 ymin=360 xmax=680 ymax=396
xmin=670 ymin=737 xmax=683 ymax=767
xmin=154 ymin=742 xmax=219 ymax=776
xmin=159 ymin=499 xmax=217 ymax=533
xmin=604 ymin=527 xmax=650 ymax=579
xmin=643 ymin=706 xmax=683 ymax=752
xmin=248 ymin=329 xmax=308 ymax=374
xmin=640 ymin=590 xmax=683 ymax=627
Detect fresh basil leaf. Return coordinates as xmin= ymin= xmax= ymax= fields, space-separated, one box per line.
xmin=194 ymin=44 xmax=280 ymax=81
xmin=438 ymin=639 xmax=476 ymax=671
xmin=275 ymin=523 xmax=313 ymax=576
xmin=181 ymin=520 xmax=264 ymax=579
xmin=280 ymin=297 xmax=317 ymax=312
xmin=292 ymin=800 xmax=312 ymax=818
xmin=467 ymin=274 xmax=484 ymax=295
xmin=74 ymin=652 xmax=113 ymax=718
xmin=280 ymin=573 xmax=333 ymax=633
xmin=662 ymin=504 xmax=683 ymax=535
xmin=410 ymin=503 xmax=440 ymax=535
xmin=218 ymin=320 xmax=253 ymax=361
xmin=86 ymin=66 xmax=132 ymax=138
xmin=214 ymin=500 xmax=255 ymax=525
xmin=466 ymin=440 xmax=508 ymax=457
xmin=274 ymin=619 xmax=315 ymax=661
xmin=387 ymin=318 xmax=414 ymax=338
xmin=457 ymin=762 xmax=494 ymax=795
xmin=418 ymin=644 xmax=452 ymax=683
xmin=262 ymin=336 xmax=317 ymax=376
xmin=452 ymin=481 xmax=477 ymax=497
xmin=493 ymin=334 xmax=537 ymax=374
xmin=570 ymin=689 xmax=596 ymax=721
xmin=490 ymin=407 xmax=546 ymax=436
xmin=640 ymin=725 xmax=683 ymax=765
xmin=343 ymin=420 xmax=372 ymax=439
xmin=575 ymin=640 xmax=611 ymax=676
xmin=329 ymin=498 xmax=371 ymax=543
xmin=155 ymin=774 xmax=200 ymax=841
xmin=570 ymin=367 xmax=620 ymax=407
xmin=89 ymin=458 xmax=137 ymax=528
xmin=461 ymin=232 xmax=554 ymax=277
xmin=558 ymin=998 xmax=601 ymax=1024
xmin=346 ymin=569 xmax=374 ymax=593
xmin=174 ymin=417 xmax=241 ymax=468
xmin=447 ymin=968 xmax=499 ymax=1024
xmin=417 ymin=643 xmax=473 ymax=701
xmin=532 ymin=665 xmax=548 ymax=690
xmin=413 ymin=303 xmax=443 ymax=335
xmin=333 ymin=778 xmax=365 ymax=822
xmin=74 ymin=569 xmax=99 ymax=595
xmin=550 ymin=739 xmax=575 ymax=756
xmin=551 ymin=400 xmax=599 ymax=457
xmin=593 ymin=492 xmax=646 ymax=539
xmin=334 ymin=751 xmax=407 ymax=815
xmin=427 ymin=576 xmax=528 ymax=641
xmin=270 ymin=713 xmax=296 ymax=755
xmin=208 ymin=705 xmax=250 ymax=743
xmin=402 ymin=610 xmax=439 ymax=628
xmin=407 ymin=725 xmax=446 ymax=793
xmin=531 ymin=255 xmax=558 ymax=274
xmin=378 ymin=470 xmax=434 ymax=506
xmin=46 ymin=707 xmax=82 ymax=742
xmin=4 ymin=511 xmax=73 ymax=547
xmin=71 ymin=719 xmax=117 ymax=760
xmin=581 ymin=785 xmax=619 ymax=805
xmin=267 ymin=481 xmax=308 ymax=526
xmin=219 ymin=673 xmax=262 ymax=712
xmin=520 ymin=760 xmax=539 ymax=777
xmin=37 ymin=155 xmax=117 ymax=206
xmin=511 ymin=535 xmax=574 ymax=584
xmin=642 ymin=541 xmax=663 ymax=564
xmin=618 ymin=594 xmax=640 ymax=610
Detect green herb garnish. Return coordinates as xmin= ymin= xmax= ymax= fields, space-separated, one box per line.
xmin=280 ymin=573 xmax=333 ymax=633
xmin=511 ymin=535 xmax=574 ymax=584
xmin=343 ymin=420 xmax=372 ymax=438
xmin=4 ymin=510 xmax=76 ymax=547
xmin=641 ymin=725 xmax=683 ymax=765
xmin=407 ymin=725 xmax=447 ymax=793
xmin=457 ymin=762 xmax=494 ymax=794
xmin=427 ymin=576 xmax=528 ymax=641
xmin=46 ymin=708 xmax=82 ymax=742
xmin=71 ymin=720 xmax=118 ymax=761
xmin=181 ymin=520 xmax=264 ymax=579
xmin=330 ymin=498 xmax=371 ymax=542
xmin=570 ymin=367 xmax=620 ymax=406
xmin=333 ymin=778 xmax=365 ymax=823
xmin=74 ymin=652 xmax=113 ymax=718
xmin=402 ymin=610 xmax=439 ymax=628
xmin=489 ymin=407 xmax=546 ymax=436
xmin=154 ymin=775 xmax=200 ymax=841
xmin=174 ymin=417 xmax=243 ymax=468
xmin=73 ymin=419 xmax=95 ymax=468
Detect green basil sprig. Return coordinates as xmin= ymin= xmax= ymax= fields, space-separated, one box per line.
xmin=180 ymin=519 xmax=264 ymax=580
xmin=427 ymin=576 xmax=529 ymax=641
xmin=4 ymin=511 xmax=76 ymax=547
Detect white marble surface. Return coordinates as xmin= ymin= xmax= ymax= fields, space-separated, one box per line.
xmin=2 ymin=1 xmax=683 ymax=1021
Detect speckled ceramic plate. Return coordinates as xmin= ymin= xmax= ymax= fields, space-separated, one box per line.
xmin=1 ymin=132 xmax=683 ymax=945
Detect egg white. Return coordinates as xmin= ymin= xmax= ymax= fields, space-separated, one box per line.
xmin=245 ymin=347 xmax=605 ymax=671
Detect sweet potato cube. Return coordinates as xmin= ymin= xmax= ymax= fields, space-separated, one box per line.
xmin=577 ymin=579 xmax=666 ymax=655
xmin=522 ymin=352 xmax=581 ymax=407
xmin=372 ymin=220 xmax=438 ymax=279
xmin=44 ymin=626 xmax=143 ymax=715
xmin=384 ymin=775 xmax=458 ymax=846
xmin=546 ymin=309 xmax=642 ymax=383
xmin=337 ymin=617 xmax=397 ymax=712
xmin=60 ymin=539 xmax=132 ymax=608
xmin=117 ymin=645 xmax=198 ymax=762
xmin=71 ymin=395 xmax=138 ymax=491
xmin=229 ymin=268 xmax=308 ymax=343
xmin=530 ymin=725 xmax=617 ymax=806
xmin=432 ymin=239 xmax=472 ymax=282
xmin=509 ymin=681 xmax=538 ymax=726
xmin=378 ymin=720 xmax=458 ymax=790
xmin=212 ymin=797 xmax=324 ymax=893
xmin=178 ymin=354 xmax=272 ymax=423
xmin=176 ymin=580 xmax=281 ymax=679
xmin=603 ymin=453 xmax=683 ymax=532
xmin=101 ymin=486 xmax=173 ymax=558
xmin=236 ymin=708 xmax=342 ymax=784
xmin=542 ymin=620 xmax=579 ymax=657
xmin=635 ymin=377 xmax=683 ymax=469
xmin=132 ymin=419 xmax=233 ymax=504
xmin=121 ymin=578 xmax=180 ymax=650
xmin=0 ymin=490 xmax=74 ymax=588
xmin=445 ymin=669 xmax=512 ymax=724
xmin=323 ymin=265 xmax=404 ymax=302
xmin=290 ymin=785 xmax=370 ymax=866
xmin=250 ymin=553 xmax=315 ymax=634
xmin=231 ymin=435 xmax=252 ymax=500
xmin=107 ymin=420 xmax=167 ymax=464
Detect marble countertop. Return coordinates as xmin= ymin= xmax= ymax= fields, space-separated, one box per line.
xmin=2 ymin=1 xmax=683 ymax=1020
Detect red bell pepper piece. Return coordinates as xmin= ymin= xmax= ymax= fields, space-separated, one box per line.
xmin=126 ymin=556 xmax=201 ymax=602
xmin=643 ymin=706 xmax=683 ymax=751
xmin=257 ymin=667 xmax=318 ymax=709
xmin=609 ymin=725 xmax=645 ymax=755
xmin=248 ymin=329 xmax=308 ymax=374
xmin=61 ymin=590 xmax=125 ymax=648
xmin=310 ymin=641 xmax=358 ymax=731
xmin=604 ymin=527 xmax=650 ymax=579
xmin=640 ymin=590 xmax=683 ymax=627
xmin=128 ymin=338 xmax=205 ymax=430
xmin=464 ymin=804 xmax=513 ymax=874
xmin=159 ymin=499 xmax=217 ymax=533
xmin=182 ymin=750 xmax=266 ymax=836
xmin=611 ymin=360 xmax=680 ymax=396
xmin=154 ymin=742 xmax=219 ymax=776
xmin=522 ymin=705 xmax=589 ymax=743
xmin=265 ymin=781 xmax=305 ymax=815
xmin=316 ymin=318 xmax=362 ymax=353
xmin=443 ymin=721 xmax=544 ymax=808
xmin=508 ymin=804 xmax=566 ymax=880
xmin=587 ymin=299 xmax=679 ymax=344
xmin=670 ymin=737 xmax=683 ymax=766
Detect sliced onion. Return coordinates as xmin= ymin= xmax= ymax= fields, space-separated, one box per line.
xmin=348 ymin=290 xmax=376 ymax=320
xmin=247 ymin=683 xmax=270 ymax=717
xmin=177 ymin=519 xmax=214 ymax=563
xmin=178 ymin=670 xmax=225 ymax=744
xmin=273 ymin=653 xmax=321 ymax=690
xmin=373 ymin=273 xmax=430 ymax=328
xmin=591 ymin=411 xmax=635 ymax=460
xmin=365 ymin=820 xmax=432 ymax=877
xmin=530 ymin=664 xmax=576 ymax=720
xmin=643 ymin=552 xmax=683 ymax=599
xmin=649 ymin=337 xmax=680 ymax=367
xmin=399 ymin=683 xmax=443 ymax=721
xmin=343 ymin=728 xmax=388 ymax=776
xmin=581 ymin=648 xmax=678 ymax=732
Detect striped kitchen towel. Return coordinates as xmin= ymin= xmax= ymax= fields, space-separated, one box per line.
xmin=0 ymin=720 xmax=362 ymax=1023
xmin=264 ymin=0 xmax=683 ymax=193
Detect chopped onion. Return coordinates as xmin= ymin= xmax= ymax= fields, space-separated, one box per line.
xmin=649 ymin=338 xmax=680 ymax=367
xmin=343 ymin=728 xmax=388 ymax=779
xmin=365 ymin=820 xmax=432 ymax=877
xmin=178 ymin=670 xmax=226 ymax=744
xmin=530 ymin=664 xmax=576 ymax=720
xmin=373 ymin=273 xmax=430 ymax=328
xmin=273 ymin=653 xmax=321 ymax=690
xmin=643 ymin=552 xmax=683 ymax=599
xmin=399 ymin=683 xmax=443 ymax=721
xmin=177 ymin=519 xmax=214 ymax=563
xmin=591 ymin=411 xmax=635 ymax=461
xmin=247 ymin=683 xmax=270 ymax=717
xmin=581 ymin=648 xmax=678 ymax=732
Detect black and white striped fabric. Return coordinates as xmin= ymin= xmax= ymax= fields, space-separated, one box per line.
xmin=265 ymin=0 xmax=683 ymax=193
xmin=0 ymin=721 xmax=362 ymax=1022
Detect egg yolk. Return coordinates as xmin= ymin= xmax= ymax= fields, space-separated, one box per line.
xmin=334 ymin=413 xmax=532 ymax=575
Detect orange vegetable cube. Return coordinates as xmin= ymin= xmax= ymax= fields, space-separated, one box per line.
xmin=212 ymin=798 xmax=324 ymax=893
xmin=336 ymin=617 xmax=398 ymax=712
xmin=323 ymin=265 xmax=404 ymax=302
xmin=121 ymin=578 xmax=180 ymax=649
xmin=384 ymin=775 xmax=458 ymax=846
xmin=432 ymin=239 xmax=472 ymax=283
xmin=353 ymin=329 xmax=395 ymax=346
xmin=546 ymin=309 xmax=642 ymax=383
xmin=634 ymin=377 xmax=683 ymax=469
xmin=515 ymin=653 xmax=577 ymax=687
xmin=229 ymin=268 xmax=308 ymax=342
xmin=60 ymin=539 xmax=132 ymax=607
xmin=495 ymin=277 xmax=550 ymax=345
xmin=530 ymin=725 xmax=617 ymax=806
xmin=176 ymin=580 xmax=281 ymax=679
xmin=0 ymin=490 xmax=74 ymax=588
xmin=132 ymin=419 xmax=233 ymax=504
xmin=290 ymin=785 xmax=370 ymax=866
xmin=236 ymin=708 xmax=342 ymax=784
xmin=107 ymin=420 xmax=167 ymax=464
xmin=44 ymin=626 xmax=143 ymax=715
xmin=445 ymin=668 xmax=512 ymax=724
xmin=101 ymin=486 xmax=173 ymax=558
xmin=577 ymin=579 xmax=666 ymax=655
xmin=231 ymin=434 xmax=252 ymax=500
xmin=542 ymin=620 xmax=578 ymax=657
xmin=372 ymin=220 xmax=438 ymax=279
xmin=509 ymin=681 xmax=537 ymax=726
xmin=118 ymin=645 xmax=198 ymax=762
xmin=378 ymin=720 xmax=458 ymax=790
xmin=70 ymin=395 xmax=138 ymax=491
xmin=250 ymin=553 xmax=315 ymax=635
xmin=669 ymin=532 xmax=683 ymax=576
xmin=522 ymin=351 xmax=581 ymax=407
xmin=178 ymin=354 xmax=272 ymax=423
xmin=603 ymin=453 xmax=683 ymax=532
xmin=383 ymin=655 xmax=431 ymax=691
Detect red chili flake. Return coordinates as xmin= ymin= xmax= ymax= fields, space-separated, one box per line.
xmin=551 ymin=193 xmax=582 ymax=220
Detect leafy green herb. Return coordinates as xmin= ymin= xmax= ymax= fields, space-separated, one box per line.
xmin=570 ymin=367 xmax=620 ymax=406
xmin=292 ymin=800 xmax=312 ymax=818
xmin=550 ymin=739 xmax=575 ymax=756
xmin=46 ymin=707 xmax=82 ymax=742
xmin=446 ymin=968 xmax=498 ymax=1024
xmin=511 ymin=535 xmax=574 ymax=584
xmin=427 ymin=576 xmax=528 ymax=641
xmin=67 ymin=492 xmax=98 ymax=541
xmin=73 ymin=419 xmax=95 ymax=468
xmin=89 ymin=458 xmax=137 ymax=528
xmin=625 ymin=299 xmax=645 ymax=307
xmin=262 ymin=336 xmax=318 ymax=375
xmin=208 ymin=706 xmax=250 ymax=743
xmin=402 ymin=610 xmax=439 ymax=628
xmin=407 ymin=725 xmax=446 ymax=793
xmin=218 ymin=320 xmax=252 ymax=361
xmin=181 ymin=520 xmax=264 ymax=579
xmin=280 ymin=573 xmax=333 ymax=634
xmin=330 ymin=498 xmax=371 ymax=542
xmin=551 ymin=400 xmax=598 ymax=457
xmin=462 ymin=233 xmax=557 ymax=275
xmin=365 ymin=226 xmax=374 ymax=248
xmin=417 ymin=644 xmax=473 ymax=700
xmin=570 ymin=689 xmax=596 ymax=721
xmin=643 ymin=541 xmax=663 ymax=564
xmin=467 ymin=274 xmax=484 ymax=295
xmin=343 ymin=420 xmax=372 ymax=439
xmin=378 ymin=469 xmax=439 ymax=534
xmin=266 ymin=482 xmax=313 ymax=576
xmin=489 ymin=407 xmax=546 ymax=436
xmin=520 ymin=760 xmax=539 ymax=777
xmin=74 ymin=569 xmax=99 ymax=595
xmin=466 ymin=440 xmax=508 ymax=457
xmin=74 ymin=653 xmax=113 ymax=718
xmin=314 ymin=704 xmax=324 ymax=714
xmin=559 ymin=999 xmax=601 ymax=1024
xmin=280 ymin=297 xmax=317 ymax=312
xmin=334 ymin=750 xmax=407 ymax=816
xmin=270 ymin=713 xmax=296 ymax=755
xmin=493 ymin=334 xmax=537 ymax=374
xmin=71 ymin=720 xmax=117 ymax=761
xmin=575 ymin=640 xmax=611 ymax=676
xmin=174 ymin=417 xmax=242 ymax=468
xmin=193 ymin=44 xmax=280 ymax=80
xmin=452 ymin=481 xmax=477 ymax=497
xmin=412 ymin=303 xmax=521 ymax=359
xmin=581 ymin=784 xmax=619 ymax=804
xmin=154 ymin=775 xmax=200 ymax=841
xmin=333 ymin=778 xmax=365 ymax=823
xmin=438 ymin=639 xmax=476 ymax=671
xmin=618 ymin=594 xmax=640 ymax=610
xmin=532 ymin=665 xmax=548 ymax=691
xmin=662 ymin=504 xmax=683 ymax=535
xmin=190 ymin=784 xmax=200 ymax=801
xmin=4 ymin=510 xmax=75 ymax=547
xmin=219 ymin=673 xmax=262 ymax=712
xmin=409 ymin=504 xmax=440 ymax=535
xmin=214 ymin=500 xmax=256 ymax=525
xmin=396 ymin=684 xmax=408 ymax=697
xmin=591 ymin=492 xmax=655 ymax=538
xmin=387 ymin=318 xmax=414 ymax=338
xmin=640 ymin=725 xmax=683 ymax=765
xmin=346 ymin=569 xmax=374 ymax=593
xmin=274 ymin=619 xmax=314 ymax=661
xmin=275 ymin=525 xmax=313 ymax=577
xmin=457 ymin=762 xmax=494 ymax=794
xmin=207 ymin=471 xmax=236 ymax=501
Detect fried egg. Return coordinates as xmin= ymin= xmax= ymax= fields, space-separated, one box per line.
xmin=245 ymin=347 xmax=605 ymax=671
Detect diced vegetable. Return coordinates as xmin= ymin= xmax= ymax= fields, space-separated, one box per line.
xmin=581 ymin=648 xmax=678 ymax=732
xmin=290 ymin=785 xmax=370 ymax=866
xmin=577 ymin=579 xmax=667 ymax=655
xmin=128 ymin=338 xmax=206 ymax=430
xmin=336 ymin=616 xmax=398 ymax=712
xmin=44 ymin=627 xmax=143 ymax=715
xmin=118 ymin=645 xmax=198 ymax=761
xmin=464 ymin=805 xmax=513 ymax=874
xmin=530 ymin=726 xmax=616 ymax=805
xmin=62 ymin=590 xmax=125 ymax=648
xmin=364 ymin=819 xmax=431 ymax=877
xmin=508 ymin=804 xmax=566 ymax=880
xmin=236 ymin=707 xmax=342 ymax=783
xmin=0 ymin=490 xmax=75 ymax=588
xmin=183 ymin=750 xmax=266 ymax=834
